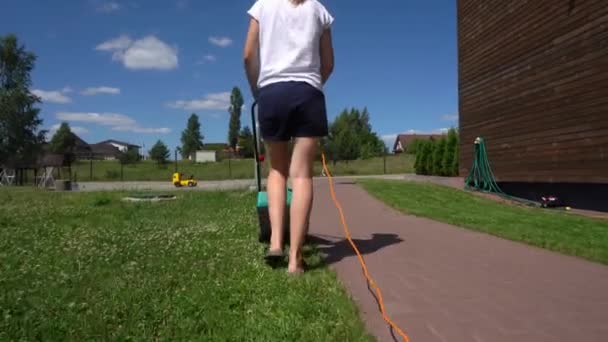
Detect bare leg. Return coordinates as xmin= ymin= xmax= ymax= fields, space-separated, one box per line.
xmin=288 ymin=137 xmax=318 ymax=273
xmin=266 ymin=141 xmax=290 ymax=252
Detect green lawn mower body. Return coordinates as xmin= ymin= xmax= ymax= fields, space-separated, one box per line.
xmin=256 ymin=188 xmax=292 ymax=243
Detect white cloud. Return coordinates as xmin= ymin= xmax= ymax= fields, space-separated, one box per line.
xmin=81 ymin=86 xmax=121 ymax=96
xmin=441 ymin=113 xmax=458 ymax=122
xmin=96 ymin=35 xmax=132 ymax=52
xmin=56 ymin=112 xmax=136 ymax=126
xmin=209 ymin=36 xmax=232 ymax=47
xmin=112 ymin=126 xmax=171 ymax=134
xmin=167 ymin=91 xmax=231 ymax=111
xmin=32 ymin=89 xmax=72 ymax=104
xmin=394 ymin=128 xmax=450 ymax=135
xmin=56 ymin=112 xmax=169 ymax=135
xmin=97 ymin=2 xmax=121 ymax=13
xmin=96 ymin=35 xmax=178 ymax=70
xmin=197 ymin=54 xmax=216 ymax=64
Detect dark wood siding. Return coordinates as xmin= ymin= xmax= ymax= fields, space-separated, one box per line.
xmin=458 ymin=0 xmax=608 ymax=184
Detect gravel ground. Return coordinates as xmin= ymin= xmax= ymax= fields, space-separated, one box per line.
xmin=73 ymin=174 xmax=412 ymax=192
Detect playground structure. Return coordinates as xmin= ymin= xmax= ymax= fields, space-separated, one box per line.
xmin=0 ymin=154 xmax=68 ymax=190
xmin=0 ymin=168 xmax=16 ymax=186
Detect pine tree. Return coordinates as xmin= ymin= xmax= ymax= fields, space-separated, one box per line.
xmin=49 ymin=122 xmax=76 ymax=166
xmin=228 ymin=87 xmax=243 ymax=150
xmin=451 ymin=134 xmax=460 ymax=176
xmin=417 ymin=140 xmax=430 ymax=175
xmin=0 ymin=34 xmax=46 ymax=167
xmin=149 ymin=140 xmax=170 ymax=165
xmin=425 ymin=139 xmax=436 ymax=175
xmin=414 ymin=141 xmax=423 ymax=174
xmin=443 ymin=128 xmax=459 ymax=176
xmin=49 ymin=122 xmax=75 ymax=153
xmin=237 ymin=126 xmax=254 ymax=158
xmin=181 ymin=113 xmax=204 ymax=159
xmin=432 ymin=137 xmax=447 ymax=176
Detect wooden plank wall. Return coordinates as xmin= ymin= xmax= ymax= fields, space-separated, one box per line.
xmin=458 ymin=0 xmax=608 ymax=183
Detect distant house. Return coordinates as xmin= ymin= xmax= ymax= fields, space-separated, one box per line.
xmin=72 ymin=133 xmax=93 ymax=158
xmin=41 ymin=133 xmax=91 ymax=160
xmin=89 ymin=143 xmax=122 ymax=160
xmin=194 ymin=150 xmax=217 ymax=163
xmin=392 ymin=134 xmax=443 ymax=154
xmin=202 ymin=143 xmax=242 ymax=160
xmin=96 ymin=140 xmax=141 ymax=154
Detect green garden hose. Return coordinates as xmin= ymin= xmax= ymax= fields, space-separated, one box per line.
xmin=464 ymin=137 xmax=539 ymax=207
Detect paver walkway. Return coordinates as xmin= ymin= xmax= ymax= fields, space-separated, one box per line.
xmin=309 ymin=179 xmax=608 ymax=342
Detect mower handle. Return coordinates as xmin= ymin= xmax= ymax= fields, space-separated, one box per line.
xmin=251 ymin=101 xmax=262 ymax=192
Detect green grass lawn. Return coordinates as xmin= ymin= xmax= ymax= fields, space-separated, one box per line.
xmin=359 ymin=180 xmax=608 ymax=265
xmin=0 ymin=189 xmax=372 ymax=341
xmin=58 ymin=154 xmax=414 ymax=182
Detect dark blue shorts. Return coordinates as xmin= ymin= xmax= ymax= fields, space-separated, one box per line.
xmin=257 ymin=81 xmax=328 ymax=141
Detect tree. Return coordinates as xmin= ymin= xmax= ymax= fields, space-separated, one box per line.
xmin=228 ymin=87 xmax=243 ymax=150
xmin=237 ymin=126 xmax=254 ymax=158
xmin=49 ymin=122 xmax=76 ymax=164
xmin=327 ymin=107 xmax=384 ymax=161
xmin=181 ymin=113 xmax=204 ymax=159
xmin=407 ymin=139 xmax=421 ymax=155
xmin=442 ymin=128 xmax=459 ymax=176
xmin=451 ymin=145 xmax=459 ymax=176
xmin=118 ymin=146 xmax=140 ymax=165
xmin=432 ymin=137 xmax=447 ymax=176
xmin=416 ymin=140 xmax=433 ymax=175
xmin=424 ymin=139 xmax=436 ymax=175
xmin=0 ymin=34 xmax=46 ymax=168
xmin=149 ymin=139 xmax=170 ymax=165
xmin=414 ymin=141 xmax=422 ymax=174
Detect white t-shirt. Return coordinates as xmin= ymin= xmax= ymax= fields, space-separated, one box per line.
xmin=247 ymin=0 xmax=334 ymax=91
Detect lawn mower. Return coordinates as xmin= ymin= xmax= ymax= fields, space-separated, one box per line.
xmin=251 ymin=101 xmax=293 ymax=244
xmin=172 ymin=172 xmax=197 ymax=187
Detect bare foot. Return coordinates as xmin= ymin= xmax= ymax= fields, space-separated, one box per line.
xmin=287 ymin=257 xmax=306 ymax=274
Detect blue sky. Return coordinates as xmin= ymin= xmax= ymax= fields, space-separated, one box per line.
xmin=2 ymin=0 xmax=458 ymax=154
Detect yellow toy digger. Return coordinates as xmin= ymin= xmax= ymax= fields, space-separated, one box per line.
xmin=172 ymin=173 xmax=197 ymax=187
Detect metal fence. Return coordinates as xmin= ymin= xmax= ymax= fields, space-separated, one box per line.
xmin=1 ymin=153 xmax=415 ymax=186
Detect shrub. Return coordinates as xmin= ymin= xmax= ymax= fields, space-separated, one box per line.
xmin=105 ymin=170 xmax=120 ymax=180
xmin=432 ymin=137 xmax=447 ymax=176
xmin=442 ymin=128 xmax=459 ymax=176
xmin=424 ymin=140 xmax=435 ymax=175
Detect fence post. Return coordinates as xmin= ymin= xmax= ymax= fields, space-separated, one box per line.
xmin=121 ymin=163 xmax=124 ymax=182
xmin=228 ymin=158 xmax=232 ymax=179
xmin=383 ymin=152 xmax=387 ymax=174
xmin=89 ymin=153 xmax=93 ymax=181
xmin=174 ymin=150 xmax=178 ymax=173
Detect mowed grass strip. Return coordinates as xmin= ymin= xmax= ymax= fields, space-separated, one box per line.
xmin=61 ymin=154 xmax=414 ymax=182
xmin=359 ymin=180 xmax=608 ymax=265
xmin=0 ymin=189 xmax=372 ymax=341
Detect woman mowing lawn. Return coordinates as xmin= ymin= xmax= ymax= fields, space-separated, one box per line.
xmin=243 ymin=0 xmax=335 ymax=274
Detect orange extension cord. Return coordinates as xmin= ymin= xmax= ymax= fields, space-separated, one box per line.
xmin=321 ymin=152 xmax=411 ymax=342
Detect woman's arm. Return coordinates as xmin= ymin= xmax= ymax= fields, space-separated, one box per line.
xmin=243 ymin=18 xmax=260 ymax=98
xmin=320 ymin=28 xmax=334 ymax=85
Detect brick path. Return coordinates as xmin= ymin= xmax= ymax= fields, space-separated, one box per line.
xmin=309 ymin=179 xmax=608 ymax=342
